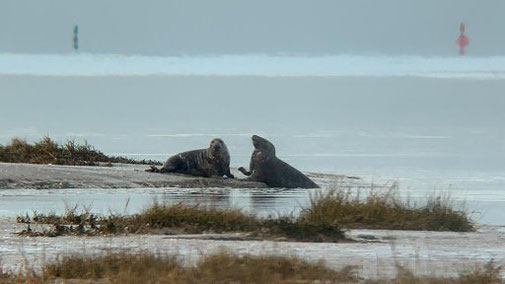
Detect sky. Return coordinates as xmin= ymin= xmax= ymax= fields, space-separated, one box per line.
xmin=0 ymin=0 xmax=504 ymax=56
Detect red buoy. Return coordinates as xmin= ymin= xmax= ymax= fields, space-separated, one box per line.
xmin=456 ymin=23 xmax=469 ymax=55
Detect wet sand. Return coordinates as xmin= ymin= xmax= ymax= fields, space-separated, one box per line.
xmin=0 ymin=162 xmax=268 ymax=189
xmin=1 ymin=217 xmax=504 ymax=279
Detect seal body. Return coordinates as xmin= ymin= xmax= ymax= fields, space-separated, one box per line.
xmin=238 ymin=135 xmax=319 ymax=188
xmin=149 ymin=138 xmax=234 ymax=178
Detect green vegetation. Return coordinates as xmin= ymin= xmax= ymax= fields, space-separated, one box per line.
xmin=301 ymin=187 xmax=474 ymax=232
xmin=17 ymin=202 xmax=346 ymax=242
xmin=0 ymin=136 xmax=160 ymax=166
xmin=1 ymin=251 xmax=501 ymax=284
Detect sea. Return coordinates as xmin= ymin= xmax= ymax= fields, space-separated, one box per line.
xmin=0 ymin=53 xmax=504 ymax=225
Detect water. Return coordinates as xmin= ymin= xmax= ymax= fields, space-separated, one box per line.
xmin=1 ymin=53 xmax=504 ymax=225
xmin=1 ymin=53 xmax=505 ymax=78
xmin=0 ymin=184 xmax=503 ymax=225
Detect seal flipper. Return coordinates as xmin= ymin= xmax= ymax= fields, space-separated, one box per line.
xmin=159 ymin=155 xmax=186 ymax=173
xmin=145 ymin=165 xmax=161 ymax=173
xmin=238 ymin=167 xmax=251 ymax=176
xmin=224 ymin=170 xmax=235 ymax=179
xmin=160 ymin=162 xmax=181 ymax=173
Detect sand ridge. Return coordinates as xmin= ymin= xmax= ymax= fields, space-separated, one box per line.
xmin=0 ymin=162 xmax=267 ymax=189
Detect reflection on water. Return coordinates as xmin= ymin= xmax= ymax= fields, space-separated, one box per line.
xmin=1 ymin=181 xmax=504 ymax=226
xmin=0 ymin=187 xmax=311 ymax=218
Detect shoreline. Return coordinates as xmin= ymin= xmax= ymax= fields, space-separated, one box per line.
xmin=2 ymin=73 xmax=505 ymax=80
xmin=0 ymin=162 xmax=269 ymax=189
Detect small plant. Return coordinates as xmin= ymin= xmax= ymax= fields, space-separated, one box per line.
xmin=17 ymin=201 xmax=346 ymax=241
xmin=262 ymin=216 xmax=345 ymax=242
xmin=0 ymin=136 xmax=161 ymax=166
xmin=364 ymin=261 xmax=503 ymax=283
xmin=1 ymin=250 xmax=359 ymax=283
xmin=17 ymin=182 xmax=474 ymax=239
xmin=300 ymin=185 xmax=474 ymax=232
xmin=193 ymin=251 xmax=358 ymax=283
xmin=456 ymin=260 xmax=504 ymax=284
xmin=1 ymin=251 xmax=502 ymax=283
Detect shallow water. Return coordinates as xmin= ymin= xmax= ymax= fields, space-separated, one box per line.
xmin=1 ymin=183 xmax=504 ymax=225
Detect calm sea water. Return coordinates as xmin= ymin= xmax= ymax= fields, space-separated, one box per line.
xmin=1 ymin=53 xmax=505 ymax=78
xmin=1 ymin=53 xmax=504 ymax=225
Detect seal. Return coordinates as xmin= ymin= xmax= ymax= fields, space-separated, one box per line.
xmin=238 ymin=135 xmax=319 ymax=188
xmin=147 ymin=138 xmax=234 ymax=178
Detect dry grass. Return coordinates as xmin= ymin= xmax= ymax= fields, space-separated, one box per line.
xmin=17 ymin=202 xmax=346 ymax=242
xmin=0 ymin=251 xmax=358 ymax=284
xmin=366 ymin=261 xmax=503 ymax=283
xmin=193 ymin=251 xmax=357 ymax=283
xmin=300 ymin=185 xmax=474 ymax=232
xmin=17 ymin=183 xmax=474 ymax=240
xmin=0 ymin=268 xmax=12 ymax=284
xmin=139 ymin=202 xmax=258 ymax=233
xmin=0 ymin=251 xmax=502 ymax=284
xmin=0 ymin=136 xmax=161 ymax=166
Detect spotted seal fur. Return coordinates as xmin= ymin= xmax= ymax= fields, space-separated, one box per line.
xmin=147 ymin=138 xmax=234 ymax=178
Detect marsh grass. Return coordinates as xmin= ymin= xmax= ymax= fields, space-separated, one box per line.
xmin=17 ymin=201 xmax=346 ymax=241
xmin=300 ymin=185 xmax=474 ymax=232
xmin=17 ymin=183 xmax=474 ymax=239
xmin=0 ymin=136 xmax=161 ymax=166
xmin=365 ymin=261 xmax=503 ymax=284
xmin=0 ymin=266 xmax=12 ymax=283
xmin=0 ymin=251 xmax=359 ymax=284
xmin=0 ymin=251 xmax=502 ymax=284
xmin=138 ymin=202 xmax=258 ymax=233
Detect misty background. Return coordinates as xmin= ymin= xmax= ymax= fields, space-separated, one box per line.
xmin=1 ymin=0 xmax=504 ymax=56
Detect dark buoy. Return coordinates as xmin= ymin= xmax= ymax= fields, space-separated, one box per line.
xmin=73 ymin=25 xmax=79 ymax=51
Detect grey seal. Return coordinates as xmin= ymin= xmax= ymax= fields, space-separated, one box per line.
xmin=238 ymin=135 xmax=319 ymax=188
xmin=147 ymin=138 xmax=234 ymax=178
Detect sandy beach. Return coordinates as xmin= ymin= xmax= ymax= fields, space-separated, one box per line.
xmin=0 ymin=162 xmax=269 ymax=189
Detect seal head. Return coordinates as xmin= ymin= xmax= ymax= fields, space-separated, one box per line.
xmin=252 ymin=135 xmax=274 ymax=156
xmin=208 ymin=138 xmax=232 ymax=177
xmin=147 ymin=138 xmax=234 ymax=178
xmin=238 ymin=135 xmax=319 ymax=188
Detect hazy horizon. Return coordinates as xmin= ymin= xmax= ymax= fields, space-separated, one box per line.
xmin=1 ymin=0 xmax=504 ymax=56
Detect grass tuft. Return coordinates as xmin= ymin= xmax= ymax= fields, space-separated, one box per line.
xmin=194 ymin=251 xmax=358 ymax=283
xmin=365 ymin=261 xmax=503 ymax=283
xmin=1 ymin=251 xmax=358 ymax=284
xmin=16 ymin=184 xmax=474 ymax=240
xmin=42 ymin=251 xmax=185 ymax=282
xmin=139 ymin=202 xmax=258 ymax=233
xmin=300 ymin=185 xmax=474 ymax=232
xmin=457 ymin=260 xmax=504 ymax=284
xmin=0 ymin=136 xmax=161 ymax=166
xmin=17 ymin=201 xmax=346 ymax=241
xmin=1 ymin=251 xmax=502 ymax=284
